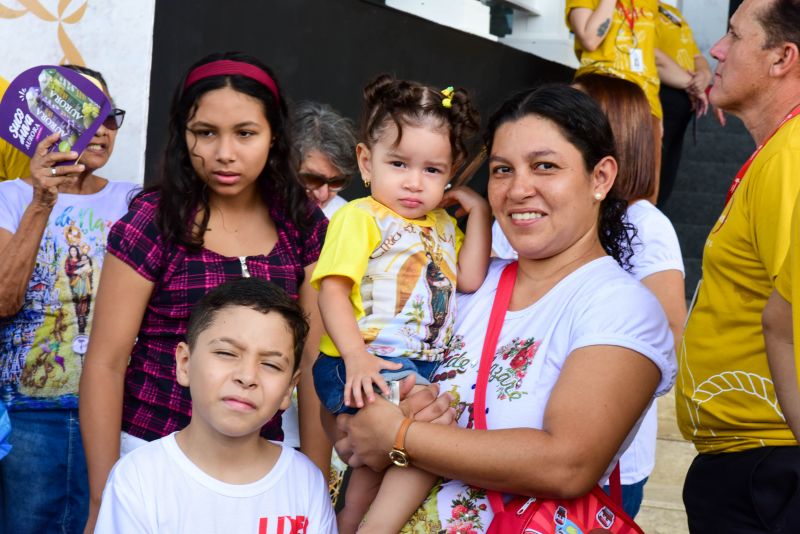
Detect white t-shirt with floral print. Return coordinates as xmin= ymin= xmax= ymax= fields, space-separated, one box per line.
xmin=402 ymin=258 xmax=676 ymax=533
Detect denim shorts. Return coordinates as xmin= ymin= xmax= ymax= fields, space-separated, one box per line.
xmin=313 ymin=353 xmax=439 ymax=415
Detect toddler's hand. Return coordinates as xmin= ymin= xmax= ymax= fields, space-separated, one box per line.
xmin=343 ymin=352 xmax=402 ymax=409
xmin=439 ymin=186 xmax=490 ymax=218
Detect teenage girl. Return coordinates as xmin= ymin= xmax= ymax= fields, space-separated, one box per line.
xmin=78 ymin=52 xmax=329 ymax=531
xmin=311 ymin=75 xmax=491 ymax=533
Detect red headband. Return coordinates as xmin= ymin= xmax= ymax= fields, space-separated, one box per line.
xmin=183 ymin=60 xmax=280 ymax=104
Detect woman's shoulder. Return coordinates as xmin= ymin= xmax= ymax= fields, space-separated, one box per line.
xmin=0 ymin=178 xmax=31 ymax=200
xmin=626 ymin=199 xmax=671 ymax=227
xmin=103 ymin=180 xmax=141 ymax=197
xmin=626 ymin=200 xmax=684 ymax=278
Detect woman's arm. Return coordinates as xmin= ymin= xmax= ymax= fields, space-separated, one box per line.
xmin=79 ymin=255 xmax=153 ymax=533
xmin=441 ymin=187 xmax=491 ymax=293
xmin=0 ymin=136 xmax=84 ymax=316
xmin=296 ymin=263 xmax=333 ymax=473
xmin=640 ymin=270 xmax=686 ymax=350
xmin=568 ymin=1 xmax=617 ymax=53
xmin=763 ymin=289 xmax=800 ymax=440
xmin=655 ymin=49 xmax=692 ymax=89
xmin=343 ymin=344 xmax=660 ymax=498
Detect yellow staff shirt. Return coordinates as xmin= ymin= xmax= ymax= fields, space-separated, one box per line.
xmin=655 ymin=2 xmax=701 ymax=72
xmin=677 ymin=117 xmax=800 ymax=453
xmin=566 ymin=0 xmax=662 ymax=119
xmin=0 ymin=76 xmax=31 ymax=181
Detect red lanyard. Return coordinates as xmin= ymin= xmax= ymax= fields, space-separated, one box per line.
xmin=724 ymin=104 xmax=800 ymax=206
xmin=617 ymin=0 xmax=637 ymax=33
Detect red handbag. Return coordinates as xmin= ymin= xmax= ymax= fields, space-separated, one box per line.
xmin=474 ymin=262 xmax=644 ymax=534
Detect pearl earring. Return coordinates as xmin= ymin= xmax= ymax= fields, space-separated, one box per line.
xmin=594 ymin=192 xmax=603 ymax=201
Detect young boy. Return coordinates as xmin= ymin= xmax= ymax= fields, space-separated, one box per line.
xmin=94 ymin=279 xmax=336 ymax=533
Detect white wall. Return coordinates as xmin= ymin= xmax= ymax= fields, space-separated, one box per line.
xmin=0 ymin=0 xmax=156 ymax=184
xmin=681 ymin=0 xmax=730 ymax=62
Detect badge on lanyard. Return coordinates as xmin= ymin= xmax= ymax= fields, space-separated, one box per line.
xmin=617 ymin=0 xmax=643 ymax=72
xmin=629 ymin=48 xmax=645 ymax=73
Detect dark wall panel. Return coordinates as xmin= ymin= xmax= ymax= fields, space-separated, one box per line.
xmin=146 ymin=0 xmax=574 ymax=195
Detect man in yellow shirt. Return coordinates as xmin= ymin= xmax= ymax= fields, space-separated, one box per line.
xmin=0 ymin=75 xmax=31 ymax=181
xmin=676 ymin=0 xmax=800 ymax=530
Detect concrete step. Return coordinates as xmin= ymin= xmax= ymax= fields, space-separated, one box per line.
xmin=668 ymin=160 xmax=741 ymax=195
xmin=635 ymin=390 xmax=696 ymax=533
xmin=673 ymin=223 xmax=710 ymax=262
xmin=661 ymin=190 xmax=726 ymax=228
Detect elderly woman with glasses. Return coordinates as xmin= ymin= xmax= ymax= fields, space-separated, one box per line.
xmin=0 ymin=65 xmax=137 ymax=534
xmin=292 ymin=101 xmax=357 ymax=219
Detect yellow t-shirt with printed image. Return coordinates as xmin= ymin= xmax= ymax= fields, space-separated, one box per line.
xmin=677 ymin=117 xmax=800 ymax=453
xmin=311 ymin=196 xmax=464 ymax=361
xmin=774 ymin=193 xmax=800 ymax=391
xmin=566 ymin=0 xmax=662 ymax=119
xmin=655 ymin=2 xmax=701 ymax=72
xmin=0 ymin=76 xmax=31 ymax=181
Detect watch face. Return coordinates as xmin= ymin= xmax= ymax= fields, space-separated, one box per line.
xmin=389 ymin=449 xmax=410 ymax=468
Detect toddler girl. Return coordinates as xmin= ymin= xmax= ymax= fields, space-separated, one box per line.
xmin=311 ymin=75 xmax=490 ymax=533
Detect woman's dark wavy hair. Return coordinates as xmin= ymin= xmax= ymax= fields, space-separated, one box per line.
xmin=360 ymin=74 xmax=480 ymax=172
xmin=484 ymin=84 xmax=635 ymax=270
xmin=143 ymin=51 xmax=312 ymax=251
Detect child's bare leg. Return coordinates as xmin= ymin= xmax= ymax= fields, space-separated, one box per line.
xmin=338 ymin=466 xmax=382 ymax=534
xmin=357 ymin=383 xmax=436 ymax=533
xmin=357 ymin=466 xmax=438 ymax=534
xmin=319 ymin=407 xmax=341 ymax=444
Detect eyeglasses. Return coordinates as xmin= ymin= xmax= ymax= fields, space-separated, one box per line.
xmin=102 ymin=108 xmax=126 ymax=130
xmin=299 ymin=172 xmax=349 ymax=192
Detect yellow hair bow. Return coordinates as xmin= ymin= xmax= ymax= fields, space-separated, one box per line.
xmin=441 ymin=86 xmax=454 ymax=109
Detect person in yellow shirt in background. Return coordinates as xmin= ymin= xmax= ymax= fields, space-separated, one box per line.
xmin=0 ymin=76 xmax=31 ymax=181
xmin=565 ymin=0 xmax=707 ymax=203
xmin=566 ymin=0 xmax=663 ymax=119
xmin=655 ymin=2 xmax=712 ymax=206
xmin=676 ymin=0 xmax=800 ymax=530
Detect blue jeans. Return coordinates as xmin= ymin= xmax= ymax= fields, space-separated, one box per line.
xmin=313 ymin=354 xmax=439 ymax=414
xmin=603 ymin=477 xmax=648 ymax=519
xmin=0 ymin=409 xmax=89 ymax=534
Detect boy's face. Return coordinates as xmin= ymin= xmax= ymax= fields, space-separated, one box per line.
xmin=176 ymin=306 xmax=299 ymax=440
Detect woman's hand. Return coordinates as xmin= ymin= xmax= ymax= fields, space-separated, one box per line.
xmin=439 ymin=186 xmax=490 ymax=219
xmin=335 ymin=384 xmax=454 ymax=470
xmin=343 ymin=351 xmax=402 ymax=408
xmin=29 ymin=132 xmax=85 ymax=207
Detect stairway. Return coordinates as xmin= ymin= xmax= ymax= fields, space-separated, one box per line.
xmin=660 ymin=113 xmax=755 ymax=300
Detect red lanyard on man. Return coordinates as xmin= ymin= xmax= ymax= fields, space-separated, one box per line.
xmin=617 ymin=0 xmax=637 ymax=34
xmin=724 ymin=104 xmax=800 ymax=206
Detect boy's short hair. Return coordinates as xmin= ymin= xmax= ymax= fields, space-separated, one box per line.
xmin=186 ymin=279 xmax=309 ymax=372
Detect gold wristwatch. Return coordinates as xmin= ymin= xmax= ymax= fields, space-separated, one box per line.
xmin=389 ymin=417 xmax=414 ymax=467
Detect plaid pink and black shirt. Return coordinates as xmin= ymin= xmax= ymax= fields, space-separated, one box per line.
xmin=108 ymin=192 xmax=327 ymax=442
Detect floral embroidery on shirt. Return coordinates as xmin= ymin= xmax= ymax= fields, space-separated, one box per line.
xmin=445 ymin=487 xmax=487 ymax=533
xmin=492 ymin=337 xmax=540 ymax=401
